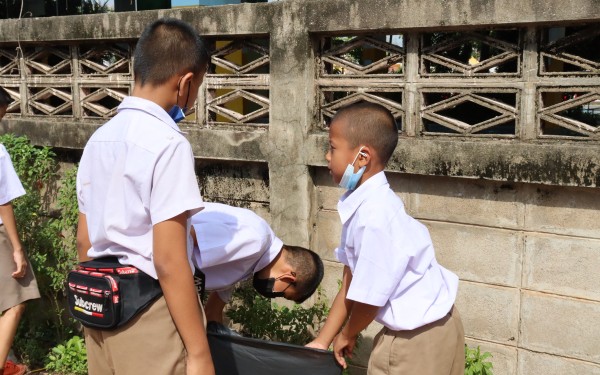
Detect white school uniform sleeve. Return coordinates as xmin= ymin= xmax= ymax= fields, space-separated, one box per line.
xmin=346 ymin=219 xmax=408 ymax=307
xmin=150 ymin=140 xmax=203 ymax=225
xmin=216 ymin=288 xmax=234 ymax=303
xmin=0 ymin=144 xmax=26 ymax=205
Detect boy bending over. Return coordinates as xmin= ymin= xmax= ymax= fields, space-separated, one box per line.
xmin=189 ymin=202 xmax=324 ymax=323
xmin=307 ymin=102 xmax=464 ymax=375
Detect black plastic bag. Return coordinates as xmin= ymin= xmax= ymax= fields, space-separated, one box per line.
xmin=207 ymin=322 xmax=343 ymax=375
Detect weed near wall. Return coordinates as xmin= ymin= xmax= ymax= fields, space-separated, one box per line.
xmin=0 ymin=134 xmax=80 ymax=368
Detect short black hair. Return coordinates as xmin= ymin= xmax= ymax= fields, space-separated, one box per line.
xmin=133 ymin=18 xmax=210 ymax=86
xmin=0 ymin=87 xmax=12 ymax=107
xmin=283 ymin=245 xmax=324 ymax=304
xmin=332 ymin=102 xmax=398 ymax=165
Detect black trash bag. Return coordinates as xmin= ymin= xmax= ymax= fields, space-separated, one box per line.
xmin=206 ymin=322 xmax=343 ymax=375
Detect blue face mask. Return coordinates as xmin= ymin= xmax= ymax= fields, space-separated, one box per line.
xmin=339 ymin=148 xmax=366 ymax=190
xmin=167 ymin=105 xmax=186 ymax=123
xmin=168 ymin=80 xmax=191 ymax=124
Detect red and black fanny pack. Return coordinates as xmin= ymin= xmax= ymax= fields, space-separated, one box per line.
xmin=66 ymin=257 xmax=162 ymax=330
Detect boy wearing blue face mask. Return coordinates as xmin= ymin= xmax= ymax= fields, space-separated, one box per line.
xmin=307 ymin=102 xmax=464 ymax=375
xmin=76 ymin=19 xmax=214 ymax=375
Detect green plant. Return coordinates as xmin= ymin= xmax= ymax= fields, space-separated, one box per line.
xmin=465 ymin=345 xmax=494 ymax=375
xmin=45 ymin=335 xmax=88 ymax=375
xmin=226 ymin=282 xmax=330 ymax=345
xmin=0 ymin=135 xmax=81 ymax=367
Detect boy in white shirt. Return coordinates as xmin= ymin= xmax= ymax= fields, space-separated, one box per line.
xmin=307 ymin=102 xmax=464 ymax=375
xmin=76 ymin=19 xmax=214 ymax=374
xmin=189 ymin=202 xmax=324 ymax=323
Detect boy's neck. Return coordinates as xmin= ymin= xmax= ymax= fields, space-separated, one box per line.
xmin=256 ymin=248 xmax=288 ymax=279
xmin=132 ymin=82 xmax=175 ymax=112
xmin=356 ymin=165 xmax=385 ymax=189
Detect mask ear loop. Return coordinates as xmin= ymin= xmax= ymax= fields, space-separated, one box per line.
xmin=275 ymin=272 xmax=297 ymax=289
xmin=175 ymin=76 xmax=183 ymax=107
xmin=183 ymin=81 xmax=191 ymax=112
xmin=351 ymin=146 xmax=366 ymax=166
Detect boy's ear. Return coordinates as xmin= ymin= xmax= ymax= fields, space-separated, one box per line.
xmin=357 ymin=146 xmax=371 ymax=167
xmin=177 ymin=72 xmax=195 ymax=97
xmin=279 ymin=272 xmax=297 ymax=284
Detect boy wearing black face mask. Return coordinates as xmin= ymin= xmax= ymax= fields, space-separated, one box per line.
xmin=76 ymin=19 xmax=214 ymax=375
xmin=189 ymin=202 xmax=324 ymax=323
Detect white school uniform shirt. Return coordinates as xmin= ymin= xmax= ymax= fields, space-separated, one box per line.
xmin=335 ymin=171 xmax=458 ymax=331
xmin=76 ymin=96 xmax=204 ymax=279
xmin=191 ymin=202 xmax=283 ymax=302
xmin=0 ymin=144 xmax=26 ymax=224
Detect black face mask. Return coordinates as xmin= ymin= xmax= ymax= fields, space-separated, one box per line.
xmin=253 ymin=273 xmax=295 ymax=299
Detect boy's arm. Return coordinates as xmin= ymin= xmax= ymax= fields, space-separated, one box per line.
xmin=76 ymin=212 xmax=92 ymax=262
xmin=0 ymin=202 xmax=26 ymax=278
xmin=204 ymin=292 xmax=227 ymax=323
xmin=307 ymin=265 xmax=354 ymax=349
xmin=154 ymin=212 xmax=215 ymax=375
xmin=332 ymin=301 xmax=380 ymax=369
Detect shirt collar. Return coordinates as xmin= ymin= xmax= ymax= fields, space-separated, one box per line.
xmin=337 ymin=171 xmax=389 ymax=224
xmin=252 ymin=236 xmax=284 ymax=274
xmin=117 ymin=96 xmax=185 ymax=134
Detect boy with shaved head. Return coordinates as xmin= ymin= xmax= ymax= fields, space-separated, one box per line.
xmin=307 ymin=102 xmax=464 ymax=375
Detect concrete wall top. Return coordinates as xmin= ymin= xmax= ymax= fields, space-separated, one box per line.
xmin=0 ymin=0 xmax=599 ymax=42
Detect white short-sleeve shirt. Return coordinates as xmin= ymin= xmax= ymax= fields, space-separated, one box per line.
xmin=191 ymin=202 xmax=283 ymax=302
xmin=335 ymin=171 xmax=458 ymax=331
xmin=0 ymin=144 xmax=26 ymax=224
xmin=76 ymin=96 xmax=204 ymax=279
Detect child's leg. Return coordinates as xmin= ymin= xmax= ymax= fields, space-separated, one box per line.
xmin=368 ymin=306 xmax=465 ymax=375
xmin=0 ymin=303 xmax=26 ymax=365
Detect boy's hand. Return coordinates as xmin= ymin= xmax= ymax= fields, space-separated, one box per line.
xmin=332 ymin=330 xmax=357 ymax=369
xmin=305 ymin=340 xmax=328 ymax=350
xmin=12 ymin=250 xmax=27 ymax=278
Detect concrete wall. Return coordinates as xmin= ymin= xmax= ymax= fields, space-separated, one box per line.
xmin=1 ymin=0 xmax=599 ymax=373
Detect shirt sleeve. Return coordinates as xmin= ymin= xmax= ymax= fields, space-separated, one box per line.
xmin=346 ymin=219 xmax=408 ymax=307
xmin=217 ymin=288 xmax=234 ymax=303
xmin=0 ymin=146 xmax=26 ymax=205
xmin=76 ymin=154 xmax=87 ymax=214
xmin=150 ymin=139 xmax=203 ymax=225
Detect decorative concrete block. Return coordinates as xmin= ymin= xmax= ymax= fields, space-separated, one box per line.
xmin=524 ymin=184 xmax=600 ymax=239
xmin=524 ymin=234 xmax=600 ymax=302
xmin=314 ymin=168 xmax=345 ymax=211
xmin=520 ymin=291 xmax=600 ymax=363
xmin=199 ymin=162 xmax=270 ymax=203
xmin=456 ymin=281 xmax=520 ymax=345
xmin=312 ymin=209 xmax=342 ymax=262
xmin=425 ymin=221 xmax=523 ymax=287
xmin=314 ymin=168 xmax=411 ymax=212
xmin=319 ymin=260 xmax=345 ymax=306
xmin=518 ymin=349 xmax=600 ymax=375
xmin=407 ymin=175 xmax=524 ymax=229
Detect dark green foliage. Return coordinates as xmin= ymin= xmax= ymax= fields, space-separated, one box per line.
xmin=0 ymin=134 xmax=80 ymax=368
xmin=465 ymin=345 xmax=494 ymax=375
xmin=226 ymin=281 xmax=330 ymax=345
xmin=45 ymin=336 xmax=87 ymax=375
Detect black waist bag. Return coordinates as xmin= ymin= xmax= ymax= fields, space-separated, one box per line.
xmin=66 ymin=257 xmax=162 ymax=330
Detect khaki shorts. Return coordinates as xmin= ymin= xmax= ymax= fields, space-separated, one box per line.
xmin=0 ymin=225 xmax=40 ymax=313
xmin=368 ymin=305 xmax=465 ymax=375
xmin=85 ymin=295 xmax=206 ymax=375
